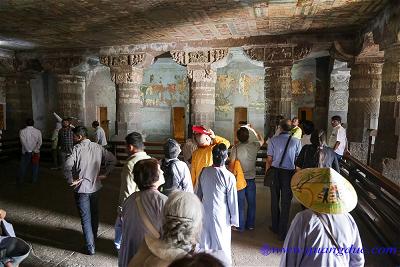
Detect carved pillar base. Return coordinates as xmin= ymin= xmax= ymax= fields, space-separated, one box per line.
xmin=56 ymin=74 xmax=86 ymax=123
xmin=348 ymin=63 xmax=382 ymax=163
xmin=372 ymin=44 xmax=400 ymax=182
xmin=115 ymin=67 xmax=143 ymax=138
xmin=188 ymin=66 xmax=217 ymax=129
xmin=4 ymin=75 xmax=33 ymax=137
xmin=265 ymin=65 xmax=292 ymax=136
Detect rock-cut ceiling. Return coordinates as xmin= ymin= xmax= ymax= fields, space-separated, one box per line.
xmin=0 ymin=0 xmax=389 ymax=50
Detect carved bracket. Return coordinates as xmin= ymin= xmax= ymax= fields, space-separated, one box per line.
xmin=243 ymin=43 xmax=312 ymax=66
xmin=170 ymin=49 xmax=228 ymax=66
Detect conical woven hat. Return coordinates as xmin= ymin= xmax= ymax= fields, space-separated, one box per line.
xmin=291 ymin=168 xmax=357 ymax=214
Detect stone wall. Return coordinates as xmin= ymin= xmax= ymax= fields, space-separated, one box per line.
xmin=291 ymin=58 xmax=316 ymax=119
xmin=85 ymin=66 xmax=116 ymax=137
xmin=140 ymin=58 xmax=189 ymax=141
xmin=215 ymin=49 xmax=264 ymax=142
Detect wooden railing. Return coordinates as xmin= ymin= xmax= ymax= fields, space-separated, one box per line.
xmin=340 ymin=155 xmax=400 ymax=264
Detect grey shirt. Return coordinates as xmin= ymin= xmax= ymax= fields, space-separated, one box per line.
xmin=231 ymin=140 xmax=261 ymax=180
xmin=64 ymin=139 xmax=117 ymax=193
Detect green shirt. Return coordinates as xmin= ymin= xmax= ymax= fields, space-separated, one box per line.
xmin=291 ymin=126 xmax=302 ymax=139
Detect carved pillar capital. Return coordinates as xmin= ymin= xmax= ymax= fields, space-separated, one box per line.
xmin=100 ymin=53 xmax=151 ymax=85
xmin=243 ymin=43 xmax=312 ymax=67
xmin=372 ymin=2 xmax=400 ymax=51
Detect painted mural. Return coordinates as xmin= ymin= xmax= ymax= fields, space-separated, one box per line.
xmin=140 ymin=58 xmax=189 ymax=141
xmin=140 ymin=74 xmax=188 ymax=107
xmin=215 ymin=49 xmax=265 ymax=142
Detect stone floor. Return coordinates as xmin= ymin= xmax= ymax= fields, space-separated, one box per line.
xmin=0 ymin=160 xmax=395 ymax=266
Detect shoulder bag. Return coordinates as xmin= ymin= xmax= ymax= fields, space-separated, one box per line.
xmin=264 ymin=134 xmax=293 ymax=187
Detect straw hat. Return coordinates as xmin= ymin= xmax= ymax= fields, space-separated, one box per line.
xmin=291 ymin=168 xmax=357 ymax=214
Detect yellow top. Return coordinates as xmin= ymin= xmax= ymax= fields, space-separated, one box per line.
xmin=190 ymin=135 xmax=230 ymax=187
xmin=291 ymin=126 xmax=302 ymax=139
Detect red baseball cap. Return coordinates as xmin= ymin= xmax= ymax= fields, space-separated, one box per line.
xmin=192 ymin=125 xmax=210 ymax=135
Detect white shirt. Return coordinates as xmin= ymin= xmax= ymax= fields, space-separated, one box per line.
xmin=94 ymin=126 xmax=107 ymax=146
xmin=328 ymin=125 xmax=347 ymax=156
xmin=19 ymin=126 xmax=42 ymax=154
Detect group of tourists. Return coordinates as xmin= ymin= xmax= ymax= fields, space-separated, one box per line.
xmin=4 ymin=113 xmax=365 ymax=267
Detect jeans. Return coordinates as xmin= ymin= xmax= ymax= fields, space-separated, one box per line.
xmin=335 ymin=153 xmax=342 ymax=162
xmin=74 ymin=191 xmax=99 ymax=250
xmin=237 ymin=189 xmax=246 ymax=231
xmin=245 ymin=179 xmax=256 ymax=229
xmin=18 ymin=152 xmax=39 ymax=184
xmin=270 ymin=168 xmax=295 ymax=240
xmin=114 ymin=215 xmax=122 ymax=250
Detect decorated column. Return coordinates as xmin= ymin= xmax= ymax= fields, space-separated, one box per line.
xmin=0 ymin=55 xmax=33 ymax=137
xmin=100 ymin=53 xmax=150 ymax=137
xmin=171 ymin=49 xmax=227 ymax=129
xmin=244 ymin=44 xmax=312 ymax=136
xmin=371 ymin=5 xmax=400 ymax=181
xmin=347 ymin=33 xmax=384 ymax=163
xmin=41 ymin=56 xmax=85 ymax=123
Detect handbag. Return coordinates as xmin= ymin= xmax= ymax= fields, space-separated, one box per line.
xmin=264 ymin=134 xmax=293 ymax=187
xmin=229 ymin=146 xmax=247 ymax=191
xmin=31 ymin=153 xmax=40 ymax=164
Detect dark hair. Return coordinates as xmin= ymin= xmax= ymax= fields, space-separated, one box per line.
xmin=275 ymin=115 xmax=284 ymax=126
xmin=61 ymin=118 xmax=70 ymax=124
xmin=92 ymin=121 xmax=99 ymax=127
xmin=237 ymin=127 xmax=249 ymax=143
xmin=302 ymin=120 xmax=315 ymax=135
xmin=212 ymin=143 xmax=228 ymax=167
xmin=331 ymin=115 xmax=342 ymax=122
xmin=292 ymin=117 xmax=298 ymax=121
xmin=133 ymin=158 xmax=160 ymax=191
xmin=280 ymin=119 xmax=292 ymax=132
xmin=26 ymin=118 xmax=34 ymax=126
xmin=310 ymin=129 xmax=326 ymax=147
xmin=169 ymin=252 xmax=224 ymax=267
xmin=125 ymin=132 xmax=144 ymax=150
xmin=72 ymin=126 xmax=88 ymax=138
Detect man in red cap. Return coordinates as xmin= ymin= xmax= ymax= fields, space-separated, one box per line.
xmin=190 ymin=125 xmax=230 ymax=188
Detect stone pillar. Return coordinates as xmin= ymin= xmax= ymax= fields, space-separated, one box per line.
xmin=243 ymin=43 xmax=312 ymax=136
xmin=4 ymin=75 xmax=33 ymax=137
xmin=187 ymin=66 xmax=217 ymax=128
xmin=346 ymin=33 xmax=384 ymax=163
xmin=171 ymin=49 xmax=228 ymax=129
xmin=56 ymin=74 xmax=85 ymax=121
xmin=347 ymin=63 xmax=383 ymax=163
xmin=41 ymin=56 xmax=85 ymax=123
xmin=100 ymin=53 xmax=150 ymax=138
xmin=372 ymin=44 xmax=400 ymax=178
xmin=314 ymin=56 xmax=331 ymax=132
xmin=264 ymin=65 xmax=293 ymax=136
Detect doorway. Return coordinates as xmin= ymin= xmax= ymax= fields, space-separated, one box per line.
xmin=234 ymin=107 xmax=248 ymax=143
xmin=98 ymin=107 xmax=109 ymax=139
xmin=172 ymin=107 xmax=185 ymax=142
xmin=298 ymin=107 xmax=313 ymax=122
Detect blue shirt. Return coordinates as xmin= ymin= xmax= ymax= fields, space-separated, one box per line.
xmin=267 ymin=132 xmax=301 ymax=170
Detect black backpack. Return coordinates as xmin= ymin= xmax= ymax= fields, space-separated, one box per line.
xmin=160 ymin=158 xmax=179 ymax=196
